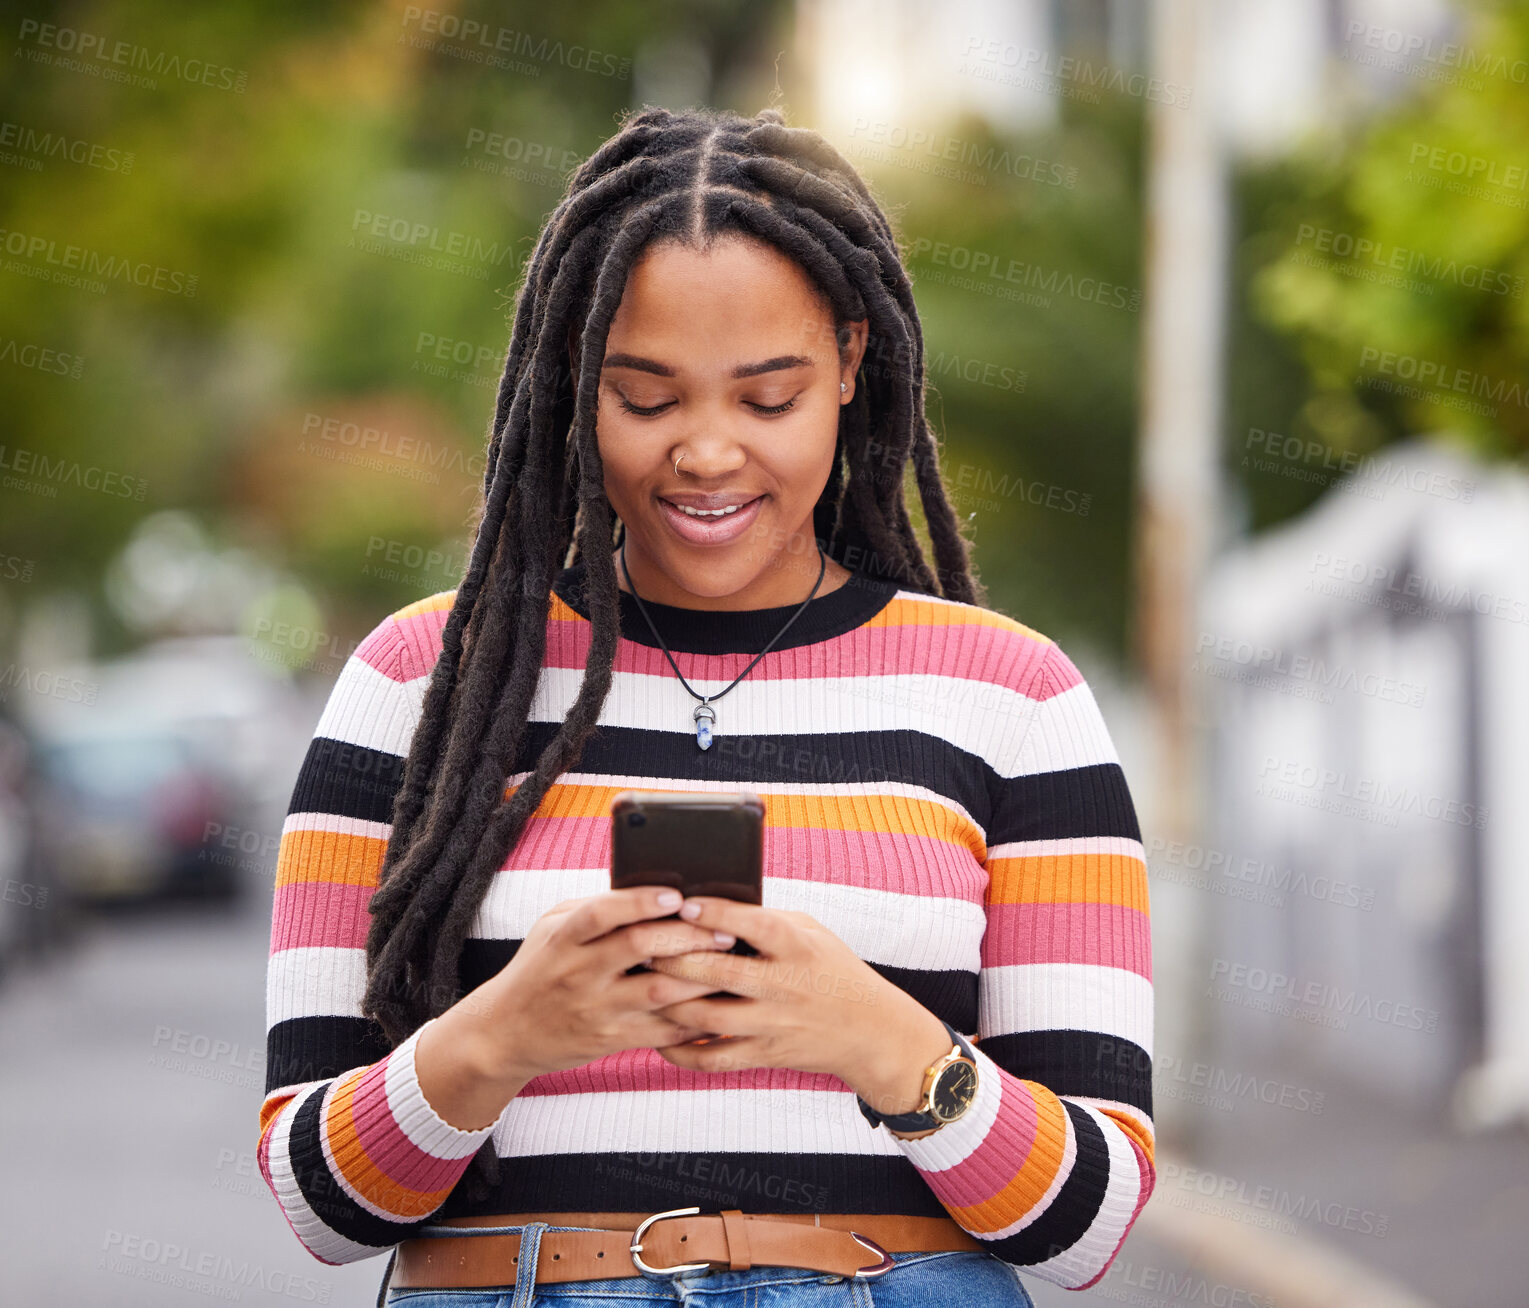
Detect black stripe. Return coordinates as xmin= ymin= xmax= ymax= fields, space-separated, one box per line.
xmin=286 ymin=736 xmax=406 ymax=826
xmin=517 ymin=718 xmax=996 ymax=832
xmin=977 ymin=1100 xmax=1111 ymax=1265
xmin=988 ymin=761 xmax=1141 ymax=847
xmin=978 ymin=1030 xmax=1152 ymax=1119
xmin=265 ymin=1015 xmax=393 ymax=1097
xmin=440 ymin=1150 xmax=966 ymax=1223
xmin=285 ymin=1084 xmax=431 ymax=1249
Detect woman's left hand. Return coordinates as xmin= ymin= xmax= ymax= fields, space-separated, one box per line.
xmin=644 ymin=896 xmax=934 ymax=1086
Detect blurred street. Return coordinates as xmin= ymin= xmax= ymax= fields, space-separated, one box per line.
xmin=5 ymin=861 xmax=1526 ymax=1306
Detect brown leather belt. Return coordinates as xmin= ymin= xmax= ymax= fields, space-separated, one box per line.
xmin=391 ymin=1208 xmax=986 ymax=1288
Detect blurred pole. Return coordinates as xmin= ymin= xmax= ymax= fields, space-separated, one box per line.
xmin=1136 ymin=0 xmax=1228 ymax=1148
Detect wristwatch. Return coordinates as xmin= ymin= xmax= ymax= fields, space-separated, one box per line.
xmin=857 ymin=1019 xmax=979 ymax=1134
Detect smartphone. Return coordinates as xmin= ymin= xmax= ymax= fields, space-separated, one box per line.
xmin=610 ymin=790 xmax=764 ymax=978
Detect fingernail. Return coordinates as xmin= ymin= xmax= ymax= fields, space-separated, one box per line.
xmin=713 ymin=931 xmax=735 ymax=947
xmin=657 ymin=890 xmax=682 ymax=908
xmin=679 ymin=901 xmax=701 ymax=919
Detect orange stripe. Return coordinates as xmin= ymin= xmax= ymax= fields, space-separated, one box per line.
xmin=1098 ymin=1104 xmax=1155 ymax=1168
xmin=986 ymin=850 xmax=1150 ymax=913
xmin=864 ymin=594 xmax=1055 ymax=642
xmin=326 ymin=1067 xmax=457 ymax=1217
xmin=275 ymin=827 xmax=389 ymax=891
xmin=517 ymin=780 xmax=984 ymax=852
xmin=393 ymin=590 xmax=456 ymax=621
xmin=948 ymin=1082 xmax=1069 ymax=1228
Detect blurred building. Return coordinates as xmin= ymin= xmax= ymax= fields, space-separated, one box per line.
xmin=1197 ymin=435 xmax=1529 ymax=1128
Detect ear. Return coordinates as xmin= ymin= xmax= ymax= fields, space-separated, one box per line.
xmin=840 ymin=318 xmax=869 ymax=398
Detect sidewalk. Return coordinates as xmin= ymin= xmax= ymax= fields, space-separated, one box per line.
xmin=1027 ymin=1054 xmax=1527 ymax=1307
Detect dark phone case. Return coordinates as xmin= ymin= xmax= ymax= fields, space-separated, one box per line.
xmin=610 ymin=791 xmax=764 ymax=980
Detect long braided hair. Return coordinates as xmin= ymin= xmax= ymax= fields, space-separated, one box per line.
xmin=362 ymin=103 xmax=984 ymax=1202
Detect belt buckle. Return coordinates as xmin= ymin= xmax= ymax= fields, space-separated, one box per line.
xmin=629 ymin=1206 xmax=714 ymax=1277
xmin=848 ymin=1231 xmax=895 ymax=1280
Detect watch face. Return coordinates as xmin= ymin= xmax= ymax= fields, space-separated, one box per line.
xmin=932 ymin=1060 xmax=978 ymax=1121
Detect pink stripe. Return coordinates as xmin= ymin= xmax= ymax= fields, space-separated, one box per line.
xmin=982 ymin=902 xmax=1151 ymax=978
xmin=510 ymin=811 xmax=985 ymax=896
xmin=544 ymin=604 xmax=1055 ymax=692
xmin=271 ymin=880 xmax=375 ymax=951
xmin=346 ymin=1057 xmax=480 ymax=1193
xmin=392 ymin=604 xmax=452 ymax=681
xmin=353 ymin=618 xmax=405 ymax=678
xmin=520 ymin=1044 xmax=850 ymax=1096
xmin=915 ymin=1070 xmax=1047 ymax=1210
xmin=386 ymin=592 xmax=1060 ymax=701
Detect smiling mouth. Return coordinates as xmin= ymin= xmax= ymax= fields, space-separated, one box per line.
xmin=659 ymin=496 xmax=766 ymax=518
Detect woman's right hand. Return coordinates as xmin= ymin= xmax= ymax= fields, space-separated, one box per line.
xmin=463 ymin=884 xmax=739 ymax=1085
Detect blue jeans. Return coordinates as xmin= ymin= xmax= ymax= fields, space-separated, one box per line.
xmin=381 ymin=1222 xmax=1037 ymax=1308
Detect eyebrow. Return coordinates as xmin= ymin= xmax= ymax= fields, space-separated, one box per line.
xmin=602 ymin=352 xmax=816 ymax=379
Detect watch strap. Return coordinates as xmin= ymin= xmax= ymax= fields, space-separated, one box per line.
xmin=856 ymin=1020 xmax=976 ymax=1131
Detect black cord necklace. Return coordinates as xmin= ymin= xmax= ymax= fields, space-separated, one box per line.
xmin=619 ymin=538 xmax=828 ymax=750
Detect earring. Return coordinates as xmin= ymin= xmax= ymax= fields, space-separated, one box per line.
xmin=840 ymin=382 xmax=847 ymax=393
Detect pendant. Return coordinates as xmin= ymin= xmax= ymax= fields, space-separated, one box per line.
xmin=694 ymin=701 xmax=715 ymax=751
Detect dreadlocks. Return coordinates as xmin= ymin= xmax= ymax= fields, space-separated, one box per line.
xmin=361 ymin=102 xmax=985 ymax=1202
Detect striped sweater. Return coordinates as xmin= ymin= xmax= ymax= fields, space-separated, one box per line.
xmin=258 ymin=559 xmax=1155 ymax=1291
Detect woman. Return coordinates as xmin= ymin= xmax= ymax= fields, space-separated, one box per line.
xmin=258 ymin=104 xmax=1155 ymax=1308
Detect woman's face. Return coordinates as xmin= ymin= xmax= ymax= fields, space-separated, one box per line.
xmin=583 ymin=233 xmax=868 ymax=610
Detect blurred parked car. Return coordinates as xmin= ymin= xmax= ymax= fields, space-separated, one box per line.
xmin=31 ymin=722 xmax=242 ymax=904
xmin=0 ymin=713 xmax=65 ymax=981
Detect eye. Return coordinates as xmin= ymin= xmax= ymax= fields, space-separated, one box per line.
xmin=617 ymin=395 xmax=673 ymax=417
xmin=748 ymin=397 xmax=798 ymax=415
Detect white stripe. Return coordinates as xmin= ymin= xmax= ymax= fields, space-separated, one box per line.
xmin=878 ymin=1040 xmax=1008 ymax=1172
xmin=495 ymin=1082 xmax=902 ymax=1158
xmin=267 ymin=946 xmax=365 ymax=1025
xmin=472 ymin=865 xmax=987 ymax=972
xmin=1026 ymin=1101 xmax=1146 ymax=1286
xmin=981 ymin=963 xmax=1153 ymax=1054
xmin=1009 ymin=677 xmax=1122 ymax=778
xmin=986 ymin=834 xmax=1146 ymax=862
xmin=383 ymin=1019 xmax=497 ymax=1158
xmin=262 ymin=1083 xmax=379 ymax=1264
xmin=281 ymin=811 xmax=392 ymax=842
xmin=527 ymin=664 xmax=1044 ymax=776
xmin=313 ymin=654 xmax=421 ymax=758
